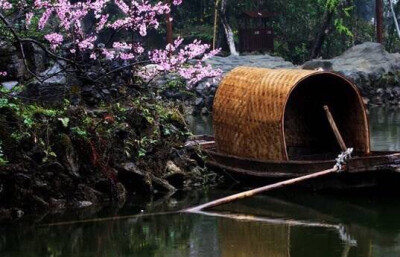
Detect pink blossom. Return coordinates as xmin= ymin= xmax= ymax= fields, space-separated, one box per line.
xmin=113 ymin=42 xmax=132 ymax=50
xmin=173 ymin=0 xmax=182 ymax=5
xmin=178 ymin=63 xmax=222 ymax=86
xmin=44 ymin=33 xmax=64 ymax=50
xmin=25 ymin=12 xmax=33 ymax=27
xmin=0 ymin=71 xmax=7 ymax=77
xmin=38 ymin=8 xmax=52 ymax=30
xmin=0 ymin=0 xmax=12 ymax=10
xmin=114 ymin=0 xmax=129 ymax=14
xmin=102 ymin=49 xmax=115 ymax=60
xmin=139 ymin=24 xmax=147 ymax=36
xmin=119 ymin=53 xmax=135 ymax=60
xmin=10 ymin=0 xmax=221 ymax=86
xmin=77 ymin=36 xmax=97 ymax=51
xmin=148 ymin=37 xmax=221 ymax=86
xmin=96 ymin=14 xmax=109 ymax=32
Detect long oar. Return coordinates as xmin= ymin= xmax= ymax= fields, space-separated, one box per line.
xmin=184 ymin=166 xmax=339 ymax=213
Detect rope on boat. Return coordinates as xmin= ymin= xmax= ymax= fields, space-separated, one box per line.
xmin=334 ymin=148 xmax=353 ymax=172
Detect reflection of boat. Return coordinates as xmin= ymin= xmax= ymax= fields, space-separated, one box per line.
xmin=194 ymin=194 xmax=358 ymax=257
xmin=196 ymin=192 xmax=400 ymax=257
xmin=189 ymin=67 xmax=400 ymax=190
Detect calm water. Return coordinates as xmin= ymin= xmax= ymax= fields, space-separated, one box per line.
xmin=2 ymin=107 xmax=400 ymax=257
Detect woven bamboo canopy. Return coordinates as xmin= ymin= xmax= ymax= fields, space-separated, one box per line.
xmin=213 ymin=67 xmax=370 ymax=161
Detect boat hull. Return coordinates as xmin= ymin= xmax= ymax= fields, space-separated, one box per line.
xmin=191 ymin=136 xmax=400 ymax=191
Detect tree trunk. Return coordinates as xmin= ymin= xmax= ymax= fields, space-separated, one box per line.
xmin=165 ymin=0 xmax=173 ymax=45
xmin=389 ymin=0 xmax=400 ymax=40
xmin=212 ymin=0 xmax=220 ymax=49
xmin=220 ymin=0 xmax=239 ymax=56
xmin=376 ymin=0 xmax=383 ymax=43
xmin=310 ymin=5 xmax=335 ymax=59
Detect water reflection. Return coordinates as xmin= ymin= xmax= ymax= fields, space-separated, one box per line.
xmin=3 ymin=192 xmax=400 ymax=257
xmin=369 ymin=107 xmax=400 ymax=151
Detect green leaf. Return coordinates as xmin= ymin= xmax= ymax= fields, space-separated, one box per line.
xmin=58 ymin=117 xmax=70 ymax=128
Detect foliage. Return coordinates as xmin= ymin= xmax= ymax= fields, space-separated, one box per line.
xmin=172 ymin=0 xmax=382 ymax=63
xmin=0 ymin=83 xmax=191 ymax=171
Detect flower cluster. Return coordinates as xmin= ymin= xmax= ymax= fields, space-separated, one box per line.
xmin=0 ymin=0 xmax=11 ymax=10
xmin=44 ymin=33 xmax=64 ymax=50
xmin=147 ymin=37 xmax=222 ymax=86
xmin=0 ymin=71 xmax=7 ymax=77
xmin=1 ymin=0 xmax=221 ymax=87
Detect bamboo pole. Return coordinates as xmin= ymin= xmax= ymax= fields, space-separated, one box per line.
xmin=323 ymin=105 xmax=347 ymax=151
xmin=212 ymin=0 xmax=221 ymax=50
xmin=184 ymin=166 xmax=338 ymax=213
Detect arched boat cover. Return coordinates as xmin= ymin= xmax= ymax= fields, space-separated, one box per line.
xmin=213 ymin=67 xmax=370 ymax=161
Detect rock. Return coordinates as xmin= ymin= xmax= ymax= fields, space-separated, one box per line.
xmin=372 ymin=96 xmax=383 ymax=105
xmin=163 ymin=161 xmax=186 ymax=189
xmin=195 ymin=81 xmax=210 ymax=94
xmin=76 ymin=201 xmax=93 ymax=208
xmin=77 ymin=184 xmax=104 ymax=206
xmin=206 ymin=54 xmax=295 ymax=75
xmin=201 ymin=107 xmax=209 ymax=115
xmin=302 ymin=60 xmax=333 ymax=70
xmin=117 ymin=162 xmax=150 ymax=192
xmin=0 ymin=41 xmax=24 ymax=80
xmin=194 ymin=97 xmax=204 ymax=106
xmin=21 ymin=62 xmax=82 ymax=104
xmin=376 ymin=88 xmax=384 ymax=95
xmin=1 ymin=81 xmax=18 ymax=90
xmin=49 ymin=198 xmax=67 ymax=210
xmin=0 ymin=40 xmax=47 ymax=81
xmin=30 ymin=195 xmax=50 ymax=210
xmin=393 ymin=87 xmax=400 ymax=96
xmin=302 ymin=42 xmax=400 ymax=106
xmin=164 ymin=161 xmax=183 ymax=175
xmin=25 ymin=42 xmax=48 ymax=74
xmin=113 ymin=182 xmax=127 ymax=207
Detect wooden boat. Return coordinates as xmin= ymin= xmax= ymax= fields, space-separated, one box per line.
xmin=188 ymin=67 xmax=400 ymax=191
xmin=191 ymin=135 xmax=400 ymax=190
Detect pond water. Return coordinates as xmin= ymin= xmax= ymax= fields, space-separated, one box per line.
xmin=2 ymin=107 xmax=400 ymax=257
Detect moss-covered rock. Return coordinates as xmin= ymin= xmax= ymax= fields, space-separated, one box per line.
xmin=0 ymin=94 xmax=214 ymax=220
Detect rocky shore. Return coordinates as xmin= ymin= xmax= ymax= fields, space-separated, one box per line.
xmin=178 ymin=42 xmax=400 ymax=114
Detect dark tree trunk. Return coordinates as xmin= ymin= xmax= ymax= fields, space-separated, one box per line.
xmin=165 ymin=0 xmax=173 ymax=44
xmin=376 ymin=0 xmax=383 ymax=43
xmin=310 ymin=7 xmax=335 ymax=59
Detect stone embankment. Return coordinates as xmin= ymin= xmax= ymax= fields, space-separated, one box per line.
xmin=303 ymin=42 xmax=400 ymax=106
xmin=185 ymin=42 xmax=400 ymax=113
